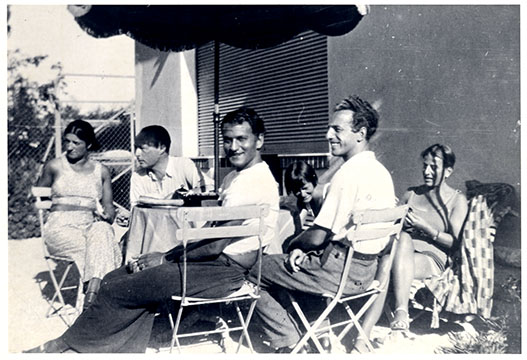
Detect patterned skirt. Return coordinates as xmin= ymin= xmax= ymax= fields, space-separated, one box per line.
xmin=43 ymin=210 xmax=121 ymax=282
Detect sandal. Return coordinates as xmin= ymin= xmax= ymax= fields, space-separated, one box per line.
xmin=390 ymin=307 xmax=410 ymax=331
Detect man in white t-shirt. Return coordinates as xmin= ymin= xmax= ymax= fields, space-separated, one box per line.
xmin=249 ymin=95 xmax=396 ymax=353
xmin=25 ymin=107 xmax=279 ymax=353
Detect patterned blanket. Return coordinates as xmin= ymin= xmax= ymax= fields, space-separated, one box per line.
xmin=420 ymin=195 xmax=495 ymax=328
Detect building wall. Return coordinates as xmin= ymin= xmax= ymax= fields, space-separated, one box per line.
xmin=134 ymin=5 xmax=520 ymax=246
xmin=135 ymin=42 xmax=198 ymax=157
xmin=134 ymin=6 xmax=520 ymax=193
xmin=328 ymin=5 xmax=520 ymax=199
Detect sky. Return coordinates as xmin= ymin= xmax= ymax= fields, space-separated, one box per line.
xmin=7 ymin=4 xmax=135 ymax=113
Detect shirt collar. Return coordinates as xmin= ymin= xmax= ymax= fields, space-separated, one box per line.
xmin=343 ymin=150 xmax=375 ymax=166
xmin=147 ymin=157 xmax=173 ymax=182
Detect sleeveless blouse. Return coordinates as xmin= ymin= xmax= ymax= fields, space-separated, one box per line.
xmin=51 ymin=156 xmax=103 ymax=209
xmin=407 ymin=188 xmax=462 ymax=271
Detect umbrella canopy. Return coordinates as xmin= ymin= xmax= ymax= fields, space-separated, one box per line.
xmin=68 ymin=4 xmax=368 ymax=191
xmin=68 ymin=5 xmax=368 ymax=51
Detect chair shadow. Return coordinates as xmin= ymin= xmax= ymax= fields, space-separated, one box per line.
xmin=148 ymin=304 xmax=230 ymax=352
xmin=33 ymin=261 xmax=82 ymax=308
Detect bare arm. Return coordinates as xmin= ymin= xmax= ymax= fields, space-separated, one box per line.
xmin=37 ymin=160 xmax=56 ymax=187
xmin=286 ymin=225 xmax=331 ymax=253
xmin=438 ymin=192 xmax=468 ymax=248
xmin=100 ymin=165 xmax=116 ymax=223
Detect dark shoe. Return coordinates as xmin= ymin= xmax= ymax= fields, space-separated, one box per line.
xmin=83 ymin=277 xmax=101 ymax=311
xmin=83 ymin=291 xmax=97 ymax=311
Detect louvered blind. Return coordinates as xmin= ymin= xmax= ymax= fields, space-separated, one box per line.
xmin=197 ymin=31 xmax=329 ymax=156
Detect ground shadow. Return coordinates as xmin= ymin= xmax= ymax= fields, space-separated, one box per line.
xmin=33 ymin=261 xmax=82 ymax=308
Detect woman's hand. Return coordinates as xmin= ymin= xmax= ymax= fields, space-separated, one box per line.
xmin=405 ymin=210 xmax=434 ymax=236
xmin=285 ymin=248 xmax=306 ymax=273
xmin=128 ymin=252 xmax=165 ymax=273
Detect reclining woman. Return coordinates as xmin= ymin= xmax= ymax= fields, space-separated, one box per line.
xmin=37 ymin=119 xmax=121 ymax=310
xmin=389 ymin=143 xmax=469 ymax=334
xmin=352 ymin=143 xmax=468 ymax=353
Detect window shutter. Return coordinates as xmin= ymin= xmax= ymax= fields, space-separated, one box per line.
xmin=197 ymin=31 xmax=329 ymax=156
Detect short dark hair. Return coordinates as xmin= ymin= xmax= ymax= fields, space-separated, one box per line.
xmin=333 ymin=95 xmax=379 ymax=141
xmin=421 ymin=144 xmax=456 ymax=168
xmin=64 ymin=119 xmax=100 ymax=151
xmin=135 ymin=125 xmax=171 ymax=153
xmin=220 ymin=107 xmax=265 ymax=136
xmin=284 ymin=161 xmax=318 ymax=195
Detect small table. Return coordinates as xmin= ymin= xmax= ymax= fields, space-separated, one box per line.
xmin=125 ymin=205 xmax=189 ymax=263
xmin=124 ymin=204 xmax=297 ymax=262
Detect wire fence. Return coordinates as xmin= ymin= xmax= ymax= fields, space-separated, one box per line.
xmin=8 ymin=73 xmax=135 ymax=239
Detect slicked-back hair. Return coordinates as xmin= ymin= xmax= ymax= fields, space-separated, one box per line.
xmin=333 ymin=95 xmax=379 ymax=141
xmin=64 ymin=119 xmax=100 ymax=151
xmin=135 ymin=125 xmax=171 ymax=153
xmin=220 ymin=107 xmax=265 ymax=136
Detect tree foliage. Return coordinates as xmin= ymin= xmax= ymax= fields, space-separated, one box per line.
xmin=7 ymin=49 xmax=63 ymax=239
xmin=8 ymin=49 xmax=133 ymax=238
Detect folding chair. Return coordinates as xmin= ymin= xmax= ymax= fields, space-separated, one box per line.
xmin=32 ymin=186 xmax=83 ymax=326
xmin=167 ymin=204 xmax=268 ymax=353
xmin=384 ymin=194 xmax=496 ymax=329
xmin=289 ymin=205 xmax=409 ymax=353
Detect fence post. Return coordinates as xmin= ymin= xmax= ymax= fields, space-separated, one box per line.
xmin=53 ymin=76 xmax=62 ymax=158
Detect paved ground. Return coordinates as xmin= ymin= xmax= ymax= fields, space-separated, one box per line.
xmin=9 ymin=236 xmax=482 ymax=354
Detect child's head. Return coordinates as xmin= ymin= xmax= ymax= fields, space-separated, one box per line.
xmin=284 ymin=161 xmax=318 ymax=204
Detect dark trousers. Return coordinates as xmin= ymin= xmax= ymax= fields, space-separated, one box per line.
xmin=248 ymin=246 xmax=378 ymax=349
xmin=61 ymin=255 xmax=246 ymax=353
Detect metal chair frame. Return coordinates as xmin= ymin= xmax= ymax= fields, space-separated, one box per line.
xmin=288 ymin=205 xmax=409 ymax=353
xmin=32 ymin=186 xmax=83 ymax=326
xmin=167 ymin=204 xmax=268 ymax=353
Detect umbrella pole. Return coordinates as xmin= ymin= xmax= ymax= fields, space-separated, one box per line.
xmin=213 ymin=40 xmax=220 ymax=193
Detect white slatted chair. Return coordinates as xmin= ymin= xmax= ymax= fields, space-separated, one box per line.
xmin=167 ymin=204 xmax=268 ymax=353
xmin=288 ymin=205 xmax=409 ymax=353
xmin=32 ymin=186 xmax=83 ymax=326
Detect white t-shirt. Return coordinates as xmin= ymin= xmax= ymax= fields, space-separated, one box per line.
xmin=314 ymin=151 xmax=396 ymax=254
xmin=130 ymin=156 xmax=212 ymax=207
xmin=219 ymin=161 xmax=279 ymax=255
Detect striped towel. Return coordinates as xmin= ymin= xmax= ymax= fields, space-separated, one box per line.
xmin=422 ymin=195 xmax=495 ymax=328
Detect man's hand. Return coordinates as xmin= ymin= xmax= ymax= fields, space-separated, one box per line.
xmin=285 ymin=248 xmax=306 ymax=273
xmin=128 ymin=252 xmax=165 ymax=273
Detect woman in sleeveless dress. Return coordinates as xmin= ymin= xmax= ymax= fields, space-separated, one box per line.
xmin=37 ymin=120 xmax=121 ymax=310
xmin=389 ymin=144 xmax=468 ymax=334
